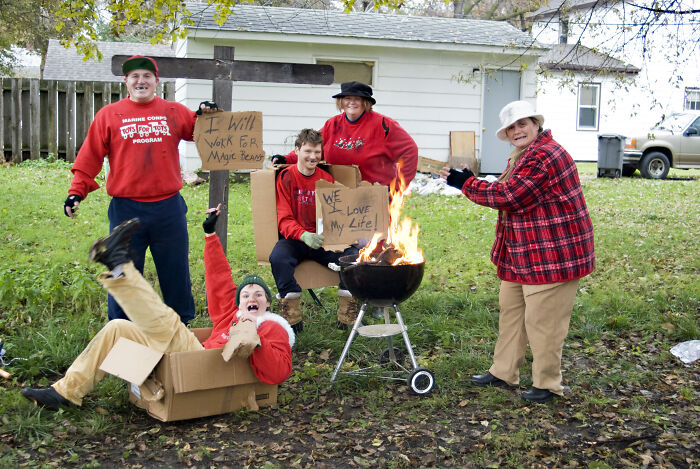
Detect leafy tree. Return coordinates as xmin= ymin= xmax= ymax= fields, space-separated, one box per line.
xmin=0 ymin=0 xmax=73 ymax=75
xmin=2 ymin=0 xmax=698 ymax=83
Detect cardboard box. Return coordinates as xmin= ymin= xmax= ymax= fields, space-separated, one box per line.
xmin=99 ymin=328 xmax=277 ymax=422
xmin=250 ymin=164 xmax=365 ymax=290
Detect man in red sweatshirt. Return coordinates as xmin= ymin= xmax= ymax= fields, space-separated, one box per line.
xmin=21 ymin=212 xmax=294 ymax=410
xmin=63 ymin=55 xmax=216 ymax=324
xmin=270 ymin=129 xmax=359 ymax=332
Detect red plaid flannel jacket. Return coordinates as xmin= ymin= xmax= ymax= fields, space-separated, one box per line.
xmin=462 ymin=130 xmax=595 ymax=284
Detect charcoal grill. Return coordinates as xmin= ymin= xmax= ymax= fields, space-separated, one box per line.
xmin=330 ymin=255 xmax=435 ymax=395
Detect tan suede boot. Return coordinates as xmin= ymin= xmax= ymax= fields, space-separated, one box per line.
xmin=337 ymin=289 xmax=359 ymax=329
xmin=277 ymin=292 xmax=303 ymax=333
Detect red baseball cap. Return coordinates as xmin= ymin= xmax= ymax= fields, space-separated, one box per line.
xmin=122 ymin=55 xmax=159 ymax=77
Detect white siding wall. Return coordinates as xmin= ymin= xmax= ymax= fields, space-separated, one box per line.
xmin=175 ymin=36 xmax=539 ymax=171
xmin=538 ymin=73 xmax=648 ymax=160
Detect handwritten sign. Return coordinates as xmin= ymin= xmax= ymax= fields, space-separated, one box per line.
xmin=193 ymin=111 xmax=265 ymax=170
xmin=315 ymin=180 xmax=390 ymax=245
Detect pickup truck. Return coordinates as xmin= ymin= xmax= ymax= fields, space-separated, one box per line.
xmin=623 ymin=111 xmax=700 ymax=179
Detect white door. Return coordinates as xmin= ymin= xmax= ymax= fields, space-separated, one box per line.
xmin=481 ymin=70 xmax=521 ymax=174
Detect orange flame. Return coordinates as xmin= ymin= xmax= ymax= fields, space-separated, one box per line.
xmin=356 ymin=163 xmax=424 ymax=265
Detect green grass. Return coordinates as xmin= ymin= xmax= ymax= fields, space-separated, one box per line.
xmin=1 ymin=159 xmax=699 ymax=466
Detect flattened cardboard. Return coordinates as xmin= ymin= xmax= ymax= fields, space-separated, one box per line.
xmin=250 ymin=164 xmax=365 ymax=290
xmin=418 ymin=156 xmax=447 ymax=175
xmin=101 ymin=329 xmax=278 ymax=422
xmin=98 ymin=337 xmax=163 ymax=386
xmin=193 ymin=111 xmax=265 ymax=170
xmin=315 ymin=180 xmax=390 ymax=245
xmin=449 ymin=131 xmax=475 ymax=158
xmin=449 ymin=130 xmax=480 ymax=174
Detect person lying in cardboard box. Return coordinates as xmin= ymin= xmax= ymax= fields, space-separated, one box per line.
xmin=21 ymin=211 xmax=294 ymax=410
xmin=270 ymin=129 xmax=360 ymax=333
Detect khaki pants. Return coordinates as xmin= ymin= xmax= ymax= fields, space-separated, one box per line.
xmin=53 ymin=263 xmax=203 ymax=405
xmin=488 ymin=279 xmax=579 ymax=395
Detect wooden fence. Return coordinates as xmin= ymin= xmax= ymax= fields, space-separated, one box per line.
xmin=1 ymin=78 xmax=175 ymax=163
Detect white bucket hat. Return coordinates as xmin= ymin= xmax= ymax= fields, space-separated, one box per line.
xmin=495 ymin=100 xmax=544 ymax=141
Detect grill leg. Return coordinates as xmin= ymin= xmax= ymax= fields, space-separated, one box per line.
xmin=383 ymin=307 xmax=396 ymax=362
xmin=331 ymin=302 xmax=368 ymax=382
xmin=393 ymin=303 xmax=419 ymax=369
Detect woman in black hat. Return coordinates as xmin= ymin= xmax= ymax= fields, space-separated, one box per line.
xmin=275 ymin=81 xmax=418 ymax=189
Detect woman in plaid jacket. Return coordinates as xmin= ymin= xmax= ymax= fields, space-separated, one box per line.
xmin=441 ymin=100 xmax=594 ymax=403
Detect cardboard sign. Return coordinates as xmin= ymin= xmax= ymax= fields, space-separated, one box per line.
xmin=315 ymin=180 xmax=390 ymax=245
xmin=193 ymin=111 xmax=265 ymax=170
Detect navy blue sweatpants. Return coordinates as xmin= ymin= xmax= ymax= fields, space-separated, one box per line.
xmin=106 ymin=193 xmax=195 ymax=324
xmin=269 ymin=238 xmax=358 ymax=297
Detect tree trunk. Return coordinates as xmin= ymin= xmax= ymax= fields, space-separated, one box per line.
xmin=454 ymin=0 xmax=465 ymax=18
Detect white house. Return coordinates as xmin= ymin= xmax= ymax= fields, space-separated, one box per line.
xmin=175 ymin=4 xmax=548 ymax=173
xmin=531 ymin=0 xmax=700 ymax=161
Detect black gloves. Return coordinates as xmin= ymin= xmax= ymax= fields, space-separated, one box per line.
xmin=446 ymin=168 xmax=474 ymax=189
xmin=203 ymin=211 xmax=219 ymax=234
xmin=270 ymin=154 xmax=286 ymax=165
xmin=64 ymin=194 xmax=82 ymax=217
xmin=196 ymin=101 xmax=218 ymax=115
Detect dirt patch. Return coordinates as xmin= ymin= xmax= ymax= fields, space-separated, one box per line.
xmin=4 ymin=349 xmax=698 ymax=468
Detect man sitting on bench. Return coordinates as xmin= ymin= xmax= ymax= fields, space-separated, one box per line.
xmin=270 ymin=129 xmax=359 ymax=333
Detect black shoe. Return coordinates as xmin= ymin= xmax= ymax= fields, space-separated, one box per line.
xmin=471 ymin=371 xmax=510 ymax=387
xmin=291 ymin=321 xmax=304 ymax=334
xmin=89 ymin=218 xmax=140 ymax=270
xmin=22 ymin=387 xmax=72 ymax=410
xmin=521 ymin=386 xmax=555 ymax=403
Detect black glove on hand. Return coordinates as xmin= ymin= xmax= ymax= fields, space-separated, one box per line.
xmin=196 ymin=101 xmax=218 ymax=115
xmin=270 ymin=154 xmax=286 ymax=165
xmin=64 ymin=194 xmax=82 ymax=217
xmin=446 ymin=168 xmax=474 ymax=189
xmin=203 ymin=211 xmax=219 ymax=234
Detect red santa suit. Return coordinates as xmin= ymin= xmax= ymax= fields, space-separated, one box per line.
xmin=201 ymin=235 xmax=294 ymax=385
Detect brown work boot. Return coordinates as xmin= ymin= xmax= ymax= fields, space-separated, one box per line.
xmin=277 ymin=292 xmax=303 ymax=333
xmin=337 ymin=289 xmax=359 ymax=330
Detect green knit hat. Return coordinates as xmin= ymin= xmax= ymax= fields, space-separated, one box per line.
xmin=235 ymin=274 xmax=272 ymax=307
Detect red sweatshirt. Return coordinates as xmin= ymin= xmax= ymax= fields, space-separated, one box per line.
xmin=285 ymin=111 xmax=418 ymax=188
xmin=276 ymin=165 xmax=334 ymax=240
xmin=201 ymin=235 xmax=294 ymax=385
xmin=69 ymin=97 xmax=197 ymax=202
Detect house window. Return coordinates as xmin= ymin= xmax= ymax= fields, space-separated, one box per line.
xmin=315 ymin=59 xmax=374 ymax=85
xmin=577 ymin=83 xmax=600 ymax=130
xmin=684 ymin=87 xmax=700 ymax=110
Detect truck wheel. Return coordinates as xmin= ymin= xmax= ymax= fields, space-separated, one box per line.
xmin=639 ymin=152 xmax=670 ymax=179
xmin=622 ymin=165 xmax=636 ymax=177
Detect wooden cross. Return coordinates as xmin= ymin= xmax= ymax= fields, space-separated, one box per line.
xmin=112 ymin=46 xmax=333 ymax=251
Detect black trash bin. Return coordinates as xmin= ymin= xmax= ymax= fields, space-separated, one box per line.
xmin=597 ymin=134 xmax=625 ymax=178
